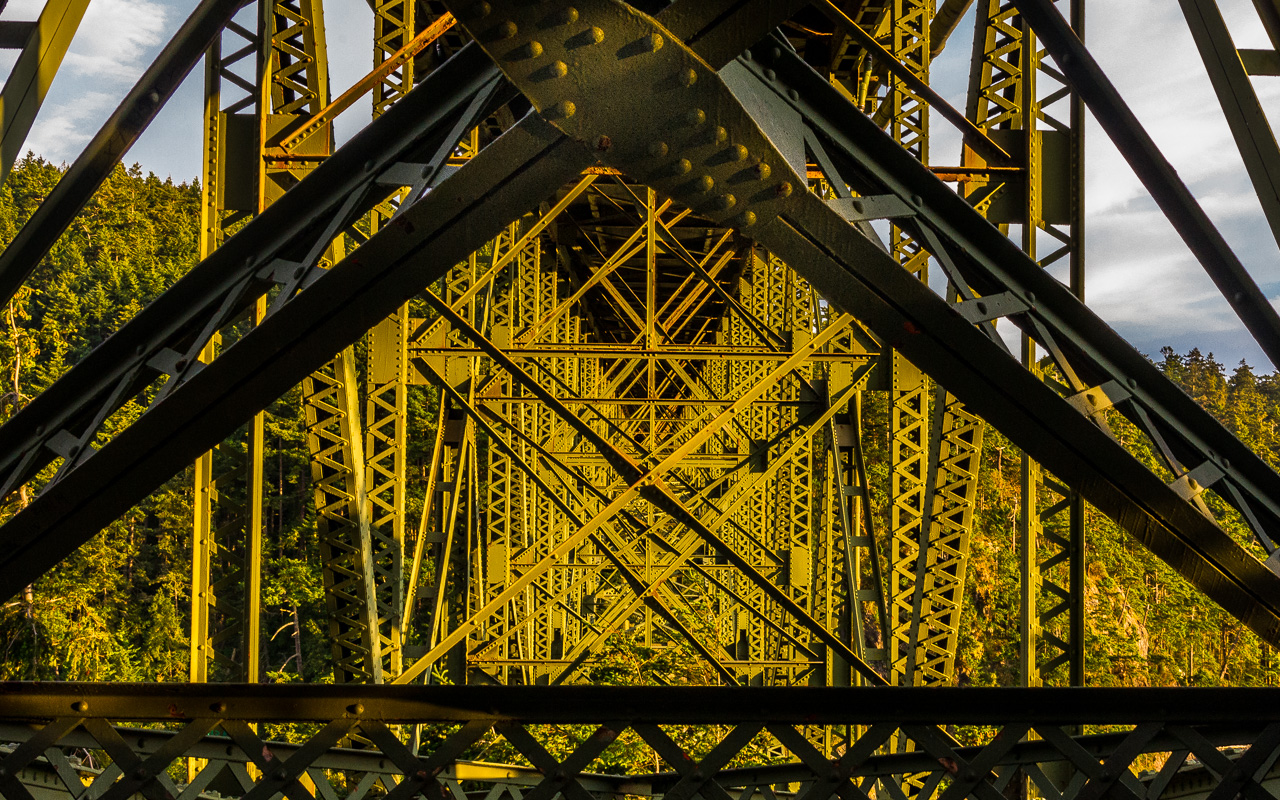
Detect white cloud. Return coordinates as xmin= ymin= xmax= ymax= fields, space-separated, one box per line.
xmin=59 ymin=0 xmax=168 ymax=80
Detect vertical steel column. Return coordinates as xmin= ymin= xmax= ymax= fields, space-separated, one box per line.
xmin=190 ymin=10 xmax=265 ymax=686
xmin=965 ymin=0 xmax=1085 ymax=688
xmin=885 ymin=0 xmax=933 ymax=689
xmin=360 ymin=0 xmax=429 ymax=684
xmin=882 ymin=0 xmax=982 ymax=690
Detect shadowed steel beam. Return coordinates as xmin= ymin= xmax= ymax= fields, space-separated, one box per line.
xmin=0 ymin=0 xmax=802 ymax=601
xmin=1179 ymin=0 xmax=1280 ymax=258
xmin=0 ymin=0 xmax=90 ymax=189
xmin=929 ymin=0 xmax=974 ymax=56
xmin=9 ymin=683 xmax=1280 ymax=725
xmin=655 ymin=0 xmax=811 ymax=69
xmin=0 ymin=45 xmax=507 ymax=508
xmin=445 ymin=0 xmax=1280 ymax=647
xmin=750 ymin=43 xmax=1280 ymax=646
xmin=818 ymin=0 xmax=1015 ymax=168
xmin=0 ymin=0 xmax=242 ymax=310
xmin=0 ymin=111 xmax=591 ymax=603
xmin=1012 ymin=0 xmax=1280 ymax=369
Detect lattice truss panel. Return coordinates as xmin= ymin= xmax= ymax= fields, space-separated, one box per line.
xmin=4 ymin=687 xmax=1280 ymax=800
xmin=399 ymin=174 xmax=885 ymax=691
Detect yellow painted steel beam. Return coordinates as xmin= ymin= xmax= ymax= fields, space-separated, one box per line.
xmin=0 ymin=0 xmax=90 ymax=189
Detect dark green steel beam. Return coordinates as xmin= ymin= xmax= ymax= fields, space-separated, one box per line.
xmin=1012 ymin=0 xmax=1280 ymax=370
xmin=7 ymin=683 xmax=1280 ymax=725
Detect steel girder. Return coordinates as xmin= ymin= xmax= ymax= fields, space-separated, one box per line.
xmin=0 ymin=0 xmax=91 ymax=189
xmin=400 ymin=182 xmax=879 ymax=692
xmin=431 ymin=0 xmax=1280 ymax=650
xmin=0 ymin=44 xmax=518 ymax=598
xmin=7 ymin=684 xmax=1280 ymax=799
xmin=964 ymin=0 xmax=1086 ymax=688
xmin=1012 ymin=0 xmax=1280 ymax=368
xmin=3 ymin=0 xmax=1280 ymax=678
xmin=0 ymin=0 xmax=241 ymax=309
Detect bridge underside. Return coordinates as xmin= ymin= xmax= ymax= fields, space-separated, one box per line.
xmin=4 ymin=0 xmax=1280 ymax=798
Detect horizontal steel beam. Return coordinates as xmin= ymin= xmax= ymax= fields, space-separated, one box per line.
xmin=5 ymin=683 xmax=1280 ymax=725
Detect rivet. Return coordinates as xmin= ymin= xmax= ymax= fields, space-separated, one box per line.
xmin=596 ymin=135 xmax=612 ymax=151
xmin=1127 ymin=377 xmax=1137 ymax=389
xmin=644 ymin=32 xmax=664 ymax=52
xmin=210 ymin=701 xmax=226 ymax=713
xmin=764 ymin=68 xmax=776 ymax=81
xmin=134 ymin=767 xmax=148 ymax=780
xmin=549 ymin=60 xmax=568 ymax=77
xmin=776 ymin=182 xmax=793 ymax=198
xmin=556 ymin=6 xmax=578 ymax=25
xmin=275 ymin=768 xmax=288 ymax=781
xmin=348 ymin=703 xmax=365 ymax=714
xmin=549 ymin=100 xmax=576 ymax=119
xmin=712 ymin=126 xmax=728 ymax=143
xmin=148 ymin=90 xmax=160 ymax=104
xmin=772 ymin=47 xmax=782 ymax=59
xmin=755 ymin=162 xmax=771 ymax=180
xmin=516 ymin=40 xmax=544 ymax=59
xmin=729 ymin=144 xmax=749 ymax=162
xmin=679 ymin=68 xmax=697 ymax=87
xmin=134 ymin=345 xmax=144 ymax=356
xmin=35 ymin=424 xmax=43 ymax=434
xmin=587 ymin=26 xmax=605 ymax=44
xmin=715 ymin=193 xmax=736 ymax=210
xmin=469 ymin=1 xmax=491 ymax=17
xmin=685 ymin=108 xmax=706 ymax=127
xmin=696 ymin=175 xmax=715 ymax=192
xmin=911 ymin=194 xmax=923 ymax=207
xmin=744 ymin=48 xmax=754 ymax=60
xmin=648 ymin=141 xmax=669 ymax=158
xmin=1235 ymin=291 xmax=1246 ymax=303
xmin=363 ymin=160 xmax=375 ymax=173
xmin=788 ymin=88 xmax=799 ymax=101
xmin=492 ymin=20 xmax=518 ymax=40
xmin=1223 ymin=458 xmax=1231 ymax=471
xmin=1026 ymin=291 xmax=1035 ymax=303
xmin=72 ymin=701 xmax=88 ymax=713
xmin=736 ymin=211 xmax=758 ymax=227
xmin=673 ymin=158 xmax=692 ymax=175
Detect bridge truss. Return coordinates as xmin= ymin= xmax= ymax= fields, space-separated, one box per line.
xmin=3 ymin=0 xmax=1280 ymax=797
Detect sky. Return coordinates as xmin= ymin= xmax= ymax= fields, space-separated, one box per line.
xmin=1 ymin=0 xmax=1279 ymax=371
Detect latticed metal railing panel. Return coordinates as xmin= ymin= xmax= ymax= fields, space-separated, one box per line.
xmin=4 ymin=686 xmax=1280 ymax=800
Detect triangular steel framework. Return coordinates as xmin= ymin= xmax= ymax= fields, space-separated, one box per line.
xmin=5 ymin=0 xmax=1280 ymax=796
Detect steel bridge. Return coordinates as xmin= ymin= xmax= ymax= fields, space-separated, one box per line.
xmin=3 ymin=0 xmax=1280 ymax=797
